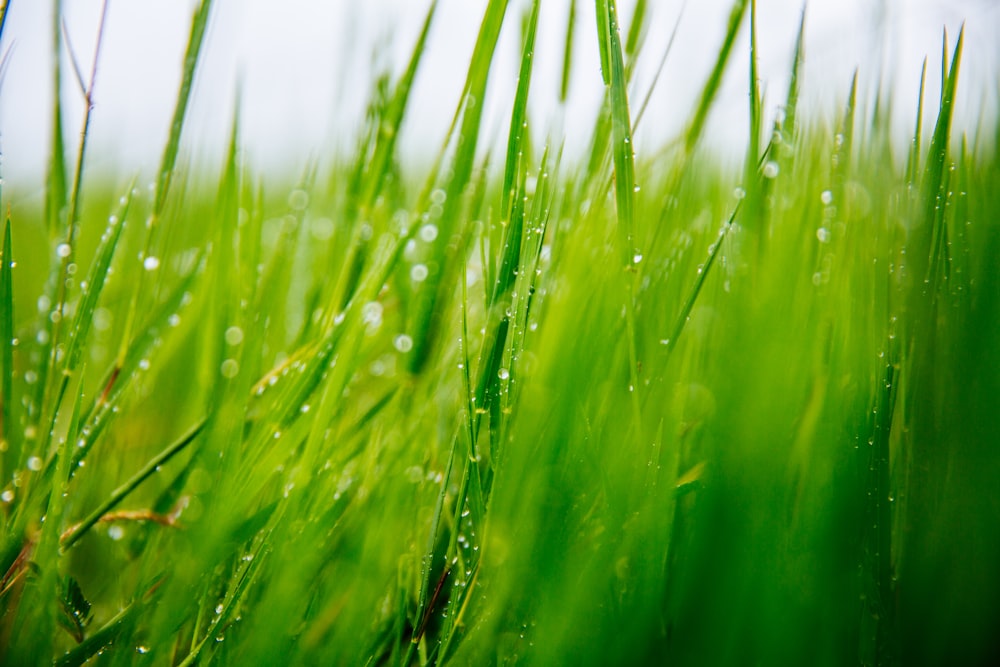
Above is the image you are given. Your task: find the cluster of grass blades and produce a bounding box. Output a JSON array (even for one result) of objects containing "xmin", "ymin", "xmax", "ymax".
[{"xmin": 1, "ymin": 0, "xmax": 999, "ymax": 664}]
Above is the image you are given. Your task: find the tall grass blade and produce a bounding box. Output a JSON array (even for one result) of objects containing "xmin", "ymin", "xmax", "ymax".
[
  {"xmin": 685, "ymin": 0, "xmax": 748, "ymax": 153},
  {"xmin": 0, "ymin": 216, "xmax": 13, "ymax": 462},
  {"xmin": 559, "ymin": 0, "xmax": 576, "ymax": 103},
  {"xmin": 500, "ymin": 0, "xmax": 540, "ymax": 222}
]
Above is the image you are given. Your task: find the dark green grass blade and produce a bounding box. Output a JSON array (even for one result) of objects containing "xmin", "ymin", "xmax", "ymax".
[
  {"xmin": 685, "ymin": 0, "xmax": 748, "ymax": 153},
  {"xmin": 500, "ymin": 0, "xmax": 540, "ymax": 222},
  {"xmin": 61, "ymin": 417, "xmax": 207, "ymax": 551},
  {"xmin": 781, "ymin": 7, "xmax": 806, "ymax": 141},
  {"xmin": 45, "ymin": 0, "xmax": 68, "ymax": 237}
]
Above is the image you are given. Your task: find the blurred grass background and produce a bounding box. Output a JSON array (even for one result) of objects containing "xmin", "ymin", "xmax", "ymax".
[{"xmin": 1, "ymin": 0, "xmax": 999, "ymax": 664}]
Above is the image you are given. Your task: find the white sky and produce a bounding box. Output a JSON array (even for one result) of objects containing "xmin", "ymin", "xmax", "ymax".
[{"xmin": 0, "ymin": 0, "xmax": 996, "ymax": 185}]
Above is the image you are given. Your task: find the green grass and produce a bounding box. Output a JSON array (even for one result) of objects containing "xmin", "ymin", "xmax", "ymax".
[{"xmin": 2, "ymin": 1, "xmax": 999, "ymax": 664}]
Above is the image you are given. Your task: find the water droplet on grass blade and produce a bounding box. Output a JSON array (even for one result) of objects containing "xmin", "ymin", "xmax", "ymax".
[
  {"xmin": 419, "ymin": 224, "xmax": 439, "ymax": 242},
  {"xmin": 410, "ymin": 264, "xmax": 429, "ymax": 282},
  {"xmin": 763, "ymin": 161, "xmax": 779, "ymax": 179},
  {"xmin": 393, "ymin": 334, "xmax": 413, "ymax": 353},
  {"xmin": 225, "ymin": 326, "xmax": 244, "ymax": 346},
  {"xmin": 143, "ymin": 256, "xmax": 161, "ymax": 271},
  {"xmin": 220, "ymin": 359, "xmax": 240, "ymax": 378}
]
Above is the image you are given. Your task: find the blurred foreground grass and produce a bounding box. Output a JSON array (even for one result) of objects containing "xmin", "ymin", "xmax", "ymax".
[{"xmin": 1, "ymin": 0, "xmax": 999, "ymax": 664}]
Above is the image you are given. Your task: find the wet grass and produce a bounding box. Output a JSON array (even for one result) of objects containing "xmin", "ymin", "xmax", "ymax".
[{"xmin": 1, "ymin": 0, "xmax": 999, "ymax": 664}]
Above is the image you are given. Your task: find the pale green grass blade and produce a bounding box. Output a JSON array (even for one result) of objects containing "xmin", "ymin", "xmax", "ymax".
[
  {"xmin": 559, "ymin": 0, "xmax": 576, "ymax": 103},
  {"xmin": 625, "ymin": 0, "xmax": 648, "ymax": 64},
  {"xmin": 633, "ymin": 4, "xmax": 684, "ymax": 131},
  {"xmin": 153, "ymin": 0, "xmax": 214, "ymax": 216}
]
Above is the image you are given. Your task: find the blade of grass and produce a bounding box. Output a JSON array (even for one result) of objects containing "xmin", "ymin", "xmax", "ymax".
[
  {"xmin": 119, "ymin": 0, "xmax": 214, "ymax": 371},
  {"xmin": 61, "ymin": 417, "xmax": 207, "ymax": 552},
  {"xmin": 1, "ymin": 215, "xmax": 13, "ymax": 466},
  {"xmin": 906, "ymin": 59, "xmax": 928, "ymax": 186},
  {"xmin": 407, "ymin": 0, "xmax": 510, "ymax": 374},
  {"xmin": 559, "ymin": 0, "xmax": 576, "ymax": 104},
  {"xmin": 684, "ymin": 0, "xmax": 748, "ymax": 154},
  {"xmin": 500, "ymin": 0, "xmax": 540, "ymax": 222}
]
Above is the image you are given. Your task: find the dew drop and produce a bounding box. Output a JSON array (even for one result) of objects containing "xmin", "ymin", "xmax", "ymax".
[
  {"xmin": 224, "ymin": 326, "xmax": 244, "ymax": 346},
  {"xmin": 220, "ymin": 359, "xmax": 240, "ymax": 378},
  {"xmin": 410, "ymin": 264, "xmax": 429, "ymax": 282},
  {"xmin": 419, "ymin": 224, "xmax": 439, "ymax": 243},
  {"xmin": 393, "ymin": 334, "xmax": 414, "ymax": 353},
  {"xmin": 143, "ymin": 256, "xmax": 161, "ymax": 271}
]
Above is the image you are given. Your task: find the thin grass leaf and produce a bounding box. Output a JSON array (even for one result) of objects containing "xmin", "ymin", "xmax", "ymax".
[
  {"xmin": 0, "ymin": 216, "xmax": 13, "ymax": 460},
  {"xmin": 906, "ymin": 59, "xmax": 928, "ymax": 185},
  {"xmin": 120, "ymin": 0, "xmax": 214, "ymax": 371},
  {"xmin": 684, "ymin": 0, "xmax": 748, "ymax": 154},
  {"xmin": 559, "ymin": 0, "xmax": 576, "ymax": 103},
  {"xmin": 359, "ymin": 0, "xmax": 438, "ymax": 213},
  {"xmin": 407, "ymin": 0, "xmax": 510, "ymax": 374},
  {"xmin": 624, "ymin": 0, "xmax": 647, "ymax": 64},
  {"xmin": 500, "ymin": 0, "xmax": 540, "ymax": 222},
  {"xmin": 660, "ymin": 204, "xmax": 739, "ymax": 353},
  {"xmin": 61, "ymin": 417, "xmax": 207, "ymax": 552},
  {"xmin": 781, "ymin": 7, "xmax": 806, "ymax": 142}
]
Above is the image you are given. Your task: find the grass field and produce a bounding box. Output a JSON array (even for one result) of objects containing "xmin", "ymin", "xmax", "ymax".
[{"xmin": 1, "ymin": 0, "xmax": 999, "ymax": 664}]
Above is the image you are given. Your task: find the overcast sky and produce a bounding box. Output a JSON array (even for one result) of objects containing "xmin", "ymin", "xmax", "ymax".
[{"xmin": 0, "ymin": 0, "xmax": 996, "ymax": 185}]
